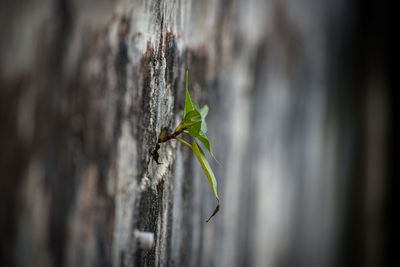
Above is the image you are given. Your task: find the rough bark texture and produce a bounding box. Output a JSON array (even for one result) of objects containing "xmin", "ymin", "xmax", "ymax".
[{"xmin": 0, "ymin": 0, "xmax": 395, "ymax": 267}]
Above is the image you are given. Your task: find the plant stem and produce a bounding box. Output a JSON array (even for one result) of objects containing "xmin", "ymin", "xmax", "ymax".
[
  {"xmin": 158, "ymin": 124, "xmax": 186, "ymax": 144},
  {"xmin": 175, "ymin": 137, "xmax": 192, "ymax": 148}
]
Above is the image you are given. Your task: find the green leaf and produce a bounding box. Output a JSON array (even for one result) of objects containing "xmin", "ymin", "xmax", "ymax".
[
  {"xmin": 199, "ymin": 105, "xmax": 208, "ymax": 133},
  {"xmin": 183, "ymin": 71, "xmax": 194, "ymax": 117},
  {"xmin": 196, "ymin": 131, "xmax": 211, "ymax": 154},
  {"xmin": 181, "ymin": 71, "xmax": 221, "ymax": 167},
  {"xmin": 200, "ymin": 118, "xmax": 208, "ymax": 133},
  {"xmin": 184, "ymin": 110, "xmax": 202, "ymax": 125},
  {"xmin": 187, "ymin": 121, "xmax": 201, "ymax": 137},
  {"xmin": 191, "ymin": 141, "xmax": 219, "ymax": 200},
  {"xmin": 186, "ymin": 104, "xmax": 208, "ymax": 133},
  {"xmin": 184, "ymin": 109, "xmax": 202, "ymax": 137},
  {"xmin": 199, "ymin": 105, "xmax": 209, "ymax": 118},
  {"xmin": 196, "ymin": 131, "xmax": 222, "ymax": 167}
]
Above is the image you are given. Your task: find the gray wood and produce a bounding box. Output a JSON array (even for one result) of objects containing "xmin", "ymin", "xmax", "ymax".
[{"xmin": 0, "ymin": 0, "xmax": 393, "ymax": 267}]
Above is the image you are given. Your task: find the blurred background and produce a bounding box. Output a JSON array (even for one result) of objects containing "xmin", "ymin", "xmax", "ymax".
[{"xmin": 0, "ymin": 0, "xmax": 396, "ymax": 267}]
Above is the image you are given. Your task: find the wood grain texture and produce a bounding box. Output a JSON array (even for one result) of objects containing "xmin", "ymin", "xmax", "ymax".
[{"xmin": 0, "ymin": 0, "xmax": 394, "ymax": 267}]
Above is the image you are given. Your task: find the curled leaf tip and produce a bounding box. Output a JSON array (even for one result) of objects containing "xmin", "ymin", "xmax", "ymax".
[{"xmin": 205, "ymin": 200, "xmax": 220, "ymax": 223}]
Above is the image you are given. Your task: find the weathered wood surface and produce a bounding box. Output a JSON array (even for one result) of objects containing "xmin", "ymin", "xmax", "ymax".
[{"xmin": 0, "ymin": 0, "xmax": 394, "ymax": 267}]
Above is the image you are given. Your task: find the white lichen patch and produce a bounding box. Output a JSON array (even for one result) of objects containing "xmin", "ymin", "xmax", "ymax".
[{"xmin": 147, "ymin": 143, "xmax": 176, "ymax": 191}]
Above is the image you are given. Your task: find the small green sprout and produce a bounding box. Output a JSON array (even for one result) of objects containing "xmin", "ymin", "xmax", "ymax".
[{"xmin": 155, "ymin": 71, "xmax": 221, "ymax": 222}]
